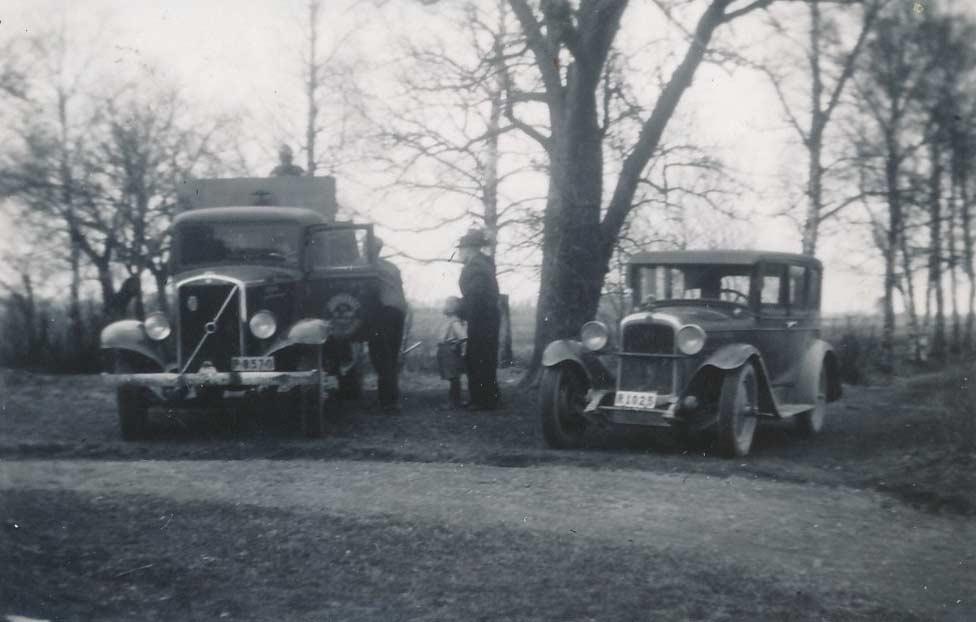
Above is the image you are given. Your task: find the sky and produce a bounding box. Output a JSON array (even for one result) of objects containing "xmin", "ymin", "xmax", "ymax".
[{"xmin": 0, "ymin": 0, "xmax": 888, "ymax": 313}]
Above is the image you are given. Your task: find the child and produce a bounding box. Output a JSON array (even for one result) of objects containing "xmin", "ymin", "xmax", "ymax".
[{"xmin": 436, "ymin": 296, "xmax": 467, "ymax": 408}]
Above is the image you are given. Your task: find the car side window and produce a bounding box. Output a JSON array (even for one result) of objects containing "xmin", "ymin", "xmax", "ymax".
[
  {"xmin": 760, "ymin": 263, "xmax": 788, "ymax": 314},
  {"xmin": 788, "ymin": 265, "xmax": 808, "ymax": 310}
]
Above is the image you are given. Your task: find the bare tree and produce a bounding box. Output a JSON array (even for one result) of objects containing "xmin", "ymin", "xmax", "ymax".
[
  {"xmin": 760, "ymin": 0, "xmax": 883, "ymax": 255},
  {"xmin": 499, "ymin": 0, "xmax": 778, "ymax": 373}
]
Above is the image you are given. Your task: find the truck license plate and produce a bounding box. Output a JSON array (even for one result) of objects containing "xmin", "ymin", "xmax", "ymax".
[
  {"xmin": 614, "ymin": 391, "xmax": 658, "ymax": 410},
  {"xmin": 231, "ymin": 356, "xmax": 275, "ymax": 371}
]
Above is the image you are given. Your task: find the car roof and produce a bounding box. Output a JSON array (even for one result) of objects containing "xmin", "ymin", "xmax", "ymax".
[
  {"xmin": 173, "ymin": 206, "xmax": 328, "ymax": 227},
  {"xmin": 628, "ymin": 250, "xmax": 822, "ymax": 269}
]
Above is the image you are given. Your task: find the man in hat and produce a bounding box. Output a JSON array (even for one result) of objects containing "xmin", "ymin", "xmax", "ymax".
[
  {"xmin": 269, "ymin": 144, "xmax": 305, "ymax": 177},
  {"xmin": 456, "ymin": 229, "xmax": 500, "ymax": 410},
  {"xmin": 367, "ymin": 237, "xmax": 407, "ymax": 412}
]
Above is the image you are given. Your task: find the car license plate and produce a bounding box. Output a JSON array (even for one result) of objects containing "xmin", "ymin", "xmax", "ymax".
[
  {"xmin": 231, "ymin": 356, "xmax": 275, "ymax": 372},
  {"xmin": 614, "ymin": 391, "xmax": 658, "ymax": 410},
  {"xmin": 322, "ymin": 375, "xmax": 339, "ymax": 391}
]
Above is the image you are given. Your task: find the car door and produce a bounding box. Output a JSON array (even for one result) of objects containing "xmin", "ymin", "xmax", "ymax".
[
  {"xmin": 755, "ymin": 262, "xmax": 792, "ymax": 389},
  {"xmin": 784, "ymin": 263, "xmax": 817, "ymax": 386}
]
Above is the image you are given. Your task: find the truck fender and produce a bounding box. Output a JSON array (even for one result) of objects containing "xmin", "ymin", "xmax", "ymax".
[
  {"xmin": 99, "ymin": 319, "xmax": 167, "ymax": 370},
  {"xmin": 687, "ymin": 344, "xmax": 778, "ymax": 416},
  {"xmin": 264, "ymin": 319, "xmax": 331, "ymax": 356},
  {"xmin": 541, "ymin": 339, "xmax": 613, "ymax": 388},
  {"xmin": 794, "ymin": 339, "xmax": 842, "ymax": 403}
]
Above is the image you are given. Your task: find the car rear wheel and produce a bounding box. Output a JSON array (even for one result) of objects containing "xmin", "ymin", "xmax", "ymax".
[
  {"xmin": 796, "ymin": 365, "xmax": 827, "ymax": 437},
  {"xmin": 540, "ymin": 365, "xmax": 588, "ymax": 449},
  {"xmin": 717, "ymin": 364, "xmax": 758, "ymax": 458},
  {"xmin": 117, "ymin": 386, "xmax": 150, "ymax": 441}
]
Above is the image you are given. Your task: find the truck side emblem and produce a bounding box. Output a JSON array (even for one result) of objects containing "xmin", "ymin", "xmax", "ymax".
[{"xmin": 326, "ymin": 293, "xmax": 361, "ymax": 337}]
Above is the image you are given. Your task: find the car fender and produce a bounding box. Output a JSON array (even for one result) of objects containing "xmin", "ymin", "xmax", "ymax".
[
  {"xmin": 541, "ymin": 339, "xmax": 613, "ymax": 388},
  {"xmin": 688, "ymin": 343, "xmax": 778, "ymax": 416},
  {"xmin": 99, "ymin": 319, "xmax": 167, "ymax": 370},
  {"xmin": 263, "ymin": 319, "xmax": 331, "ymax": 356},
  {"xmin": 794, "ymin": 339, "xmax": 842, "ymax": 403}
]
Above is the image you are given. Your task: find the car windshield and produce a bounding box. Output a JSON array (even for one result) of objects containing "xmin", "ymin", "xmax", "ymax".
[
  {"xmin": 635, "ymin": 264, "xmax": 753, "ymax": 306},
  {"xmin": 176, "ymin": 222, "xmax": 301, "ymax": 269}
]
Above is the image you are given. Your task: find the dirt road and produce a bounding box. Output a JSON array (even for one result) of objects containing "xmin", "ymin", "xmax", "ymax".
[{"xmin": 1, "ymin": 369, "xmax": 974, "ymax": 620}]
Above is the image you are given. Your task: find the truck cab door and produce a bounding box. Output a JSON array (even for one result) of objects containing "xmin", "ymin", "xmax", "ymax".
[{"xmin": 303, "ymin": 224, "xmax": 379, "ymax": 342}]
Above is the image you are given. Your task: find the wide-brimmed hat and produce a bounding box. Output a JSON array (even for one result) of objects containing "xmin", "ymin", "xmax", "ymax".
[{"xmin": 457, "ymin": 229, "xmax": 490, "ymax": 248}]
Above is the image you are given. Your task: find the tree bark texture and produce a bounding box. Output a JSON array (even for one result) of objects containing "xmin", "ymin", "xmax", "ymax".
[{"xmin": 927, "ymin": 141, "xmax": 946, "ymax": 360}]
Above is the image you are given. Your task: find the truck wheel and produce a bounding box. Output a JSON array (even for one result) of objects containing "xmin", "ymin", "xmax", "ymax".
[
  {"xmin": 540, "ymin": 365, "xmax": 588, "ymax": 449},
  {"xmin": 717, "ymin": 364, "xmax": 758, "ymax": 458},
  {"xmin": 117, "ymin": 386, "xmax": 150, "ymax": 441},
  {"xmin": 796, "ymin": 365, "xmax": 827, "ymax": 437},
  {"xmin": 300, "ymin": 380, "xmax": 326, "ymax": 438}
]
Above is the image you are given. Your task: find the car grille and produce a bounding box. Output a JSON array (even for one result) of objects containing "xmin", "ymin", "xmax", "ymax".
[
  {"xmin": 621, "ymin": 323, "xmax": 674, "ymax": 354},
  {"xmin": 178, "ymin": 282, "xmax": 243, "ymax": 372},
  {"xmin": 618, "ymin": 356, "xmax": 675, "ymax": 394}
]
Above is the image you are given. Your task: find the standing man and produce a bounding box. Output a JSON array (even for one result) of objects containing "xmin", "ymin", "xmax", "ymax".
[
  {"xmin": 367, "ymin": 238, "xmax": 407, "ymax": 413},
  {"xmin": 269, "ymin": 144, "xmax": 305, "ymax": 177},
  {"xmin": 456, "ymin": 229, "xmax": 500, "ymax": 410}
]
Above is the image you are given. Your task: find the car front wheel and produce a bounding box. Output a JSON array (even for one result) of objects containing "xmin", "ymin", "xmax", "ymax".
[
  {"xmin": 539, "ymin": 364, "xmax": 588, "ymax": 449},
  {"xmin": 717, "ymin": 363, "xmax": 758, "ymax": 458}
]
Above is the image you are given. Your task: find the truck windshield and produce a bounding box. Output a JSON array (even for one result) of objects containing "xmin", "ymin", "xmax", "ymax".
[
  {"xmin": 635, "ymin": 264, "xmax": 753, "ymax": 306},
  {"xmin": 176, "ymin": 223, "xmax": 301, "ymax": 269}
]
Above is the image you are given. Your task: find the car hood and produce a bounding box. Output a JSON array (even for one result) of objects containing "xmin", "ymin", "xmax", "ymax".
[
  {"xmin": 174, "ymin": 265, "xmax": 302, "ymax": 287},
  {"xmin": 623, "ymin": 304, "xmax": 750, "ymax": 327}
]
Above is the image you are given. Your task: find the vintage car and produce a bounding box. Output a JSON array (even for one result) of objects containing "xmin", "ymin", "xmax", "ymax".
[
  {"xmin": 100, "ymin": 176, "xmax": 405, "ymax": 439},
  {"xmin": 539, "ymin": 250, "xmax": 842, "ymax": 458}
]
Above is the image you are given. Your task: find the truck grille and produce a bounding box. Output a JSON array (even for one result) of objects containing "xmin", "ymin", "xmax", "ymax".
[
  {"xmin": 622, "ymin": 323, "xmax": 674, "ymax": 354},
  {"xmin": 178, "ymin": 282, "xmax": 243, "ymax": 372},
  {"xmin": 618, "ymin": 357, "xmax": 675, "ymax": 394}
]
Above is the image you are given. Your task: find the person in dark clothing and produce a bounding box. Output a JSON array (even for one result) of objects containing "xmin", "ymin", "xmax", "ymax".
[
  {"xmin": 269, "ymin": 144, "xmax": 305, "ymax": 177},
  {"xmin": 367, "ymin": 238, "xmax": 407, "ymax": 413},
  {"xmin": 456, "ymin": 229, "xmax": 500, "ymax": 410}
]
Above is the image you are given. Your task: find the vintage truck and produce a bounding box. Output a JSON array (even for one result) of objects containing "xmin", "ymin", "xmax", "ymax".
[
  {"xmin": 100, "ymin": 176, "xmax": 405, "ymax": 439},
  {"xmin": 539, "ymin": 250, "xmax": 843, "ymax": 458}
]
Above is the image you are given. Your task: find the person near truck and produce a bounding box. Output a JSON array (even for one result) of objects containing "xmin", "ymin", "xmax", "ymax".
[
  {"xmin": 456, "ymin": 229, "xmax": 500, "ymax": 411},
  {"xmin": 269, "ymin": 144, "xmax": 305, "ymax": 177},
  {"xmin": 367, "ymin": 237, "xmax": 407, "ymax": 413}
]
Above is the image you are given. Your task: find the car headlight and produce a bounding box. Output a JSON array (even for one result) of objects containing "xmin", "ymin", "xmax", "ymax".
[
  {"xmin": 144, "ymin": 312, "xmax": 171, "ymax": 341},
  {"xmin": 580, "ymin": 321, "xmax": 609, "ymax": 352},
  {"xmin": 249, "ymin": 310, "xmax": 277, "ymax": 339},
  {"xmin": 676, "ymin": 324, "xmax": 706, "ymax": 355}
]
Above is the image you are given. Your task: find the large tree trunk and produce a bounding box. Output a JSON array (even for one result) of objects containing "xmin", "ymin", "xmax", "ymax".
[{"xmin": 531, "ymin": 70, "xmax": 608, "ymax": 365}]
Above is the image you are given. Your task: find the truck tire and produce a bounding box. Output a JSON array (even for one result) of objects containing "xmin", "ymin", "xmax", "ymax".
[
  {"xmin": 796, "ymin": 364, "xmax": 828, "ymax": 437},
  {"xmin": 117, "ymin": 386, "xmax": 150, "ymax": 441}
]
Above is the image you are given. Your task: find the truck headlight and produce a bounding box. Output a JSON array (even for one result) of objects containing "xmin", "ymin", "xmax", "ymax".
[
  {"xmin": 249, "ymin": 310, "xmax": 277, "ymax": 339},
  {"xmin": 676, "ymin": 324, "xmax": 706, "ymax": 355},
  {"xmin": 144, "ymin": 312, "xmax": 171, "ymax": 341},
  {"xmin": 580, "ymin": 321, "xmax": 609, "ymax": 352}
]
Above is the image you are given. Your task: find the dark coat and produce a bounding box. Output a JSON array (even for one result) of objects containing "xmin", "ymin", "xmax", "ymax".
[{"xmin": 458, "ymin": 253, "xmax": 499, "ymax": 322}]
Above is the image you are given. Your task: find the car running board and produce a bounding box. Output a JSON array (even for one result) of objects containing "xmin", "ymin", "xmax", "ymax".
[{"xmin": 775, "ymin": 402, "xmax": 815, "ymax": 419}]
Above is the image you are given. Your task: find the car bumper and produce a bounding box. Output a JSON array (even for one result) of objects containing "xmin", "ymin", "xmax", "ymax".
[{"xmin": 107, "ymin": 370, "xmax": 322, "ymax": 391}]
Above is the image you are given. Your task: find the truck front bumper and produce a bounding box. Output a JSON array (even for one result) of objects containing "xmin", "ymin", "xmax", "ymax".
[{"xmin": 108, "ymin": 370, "xmax": 322, "ymax": 392}]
